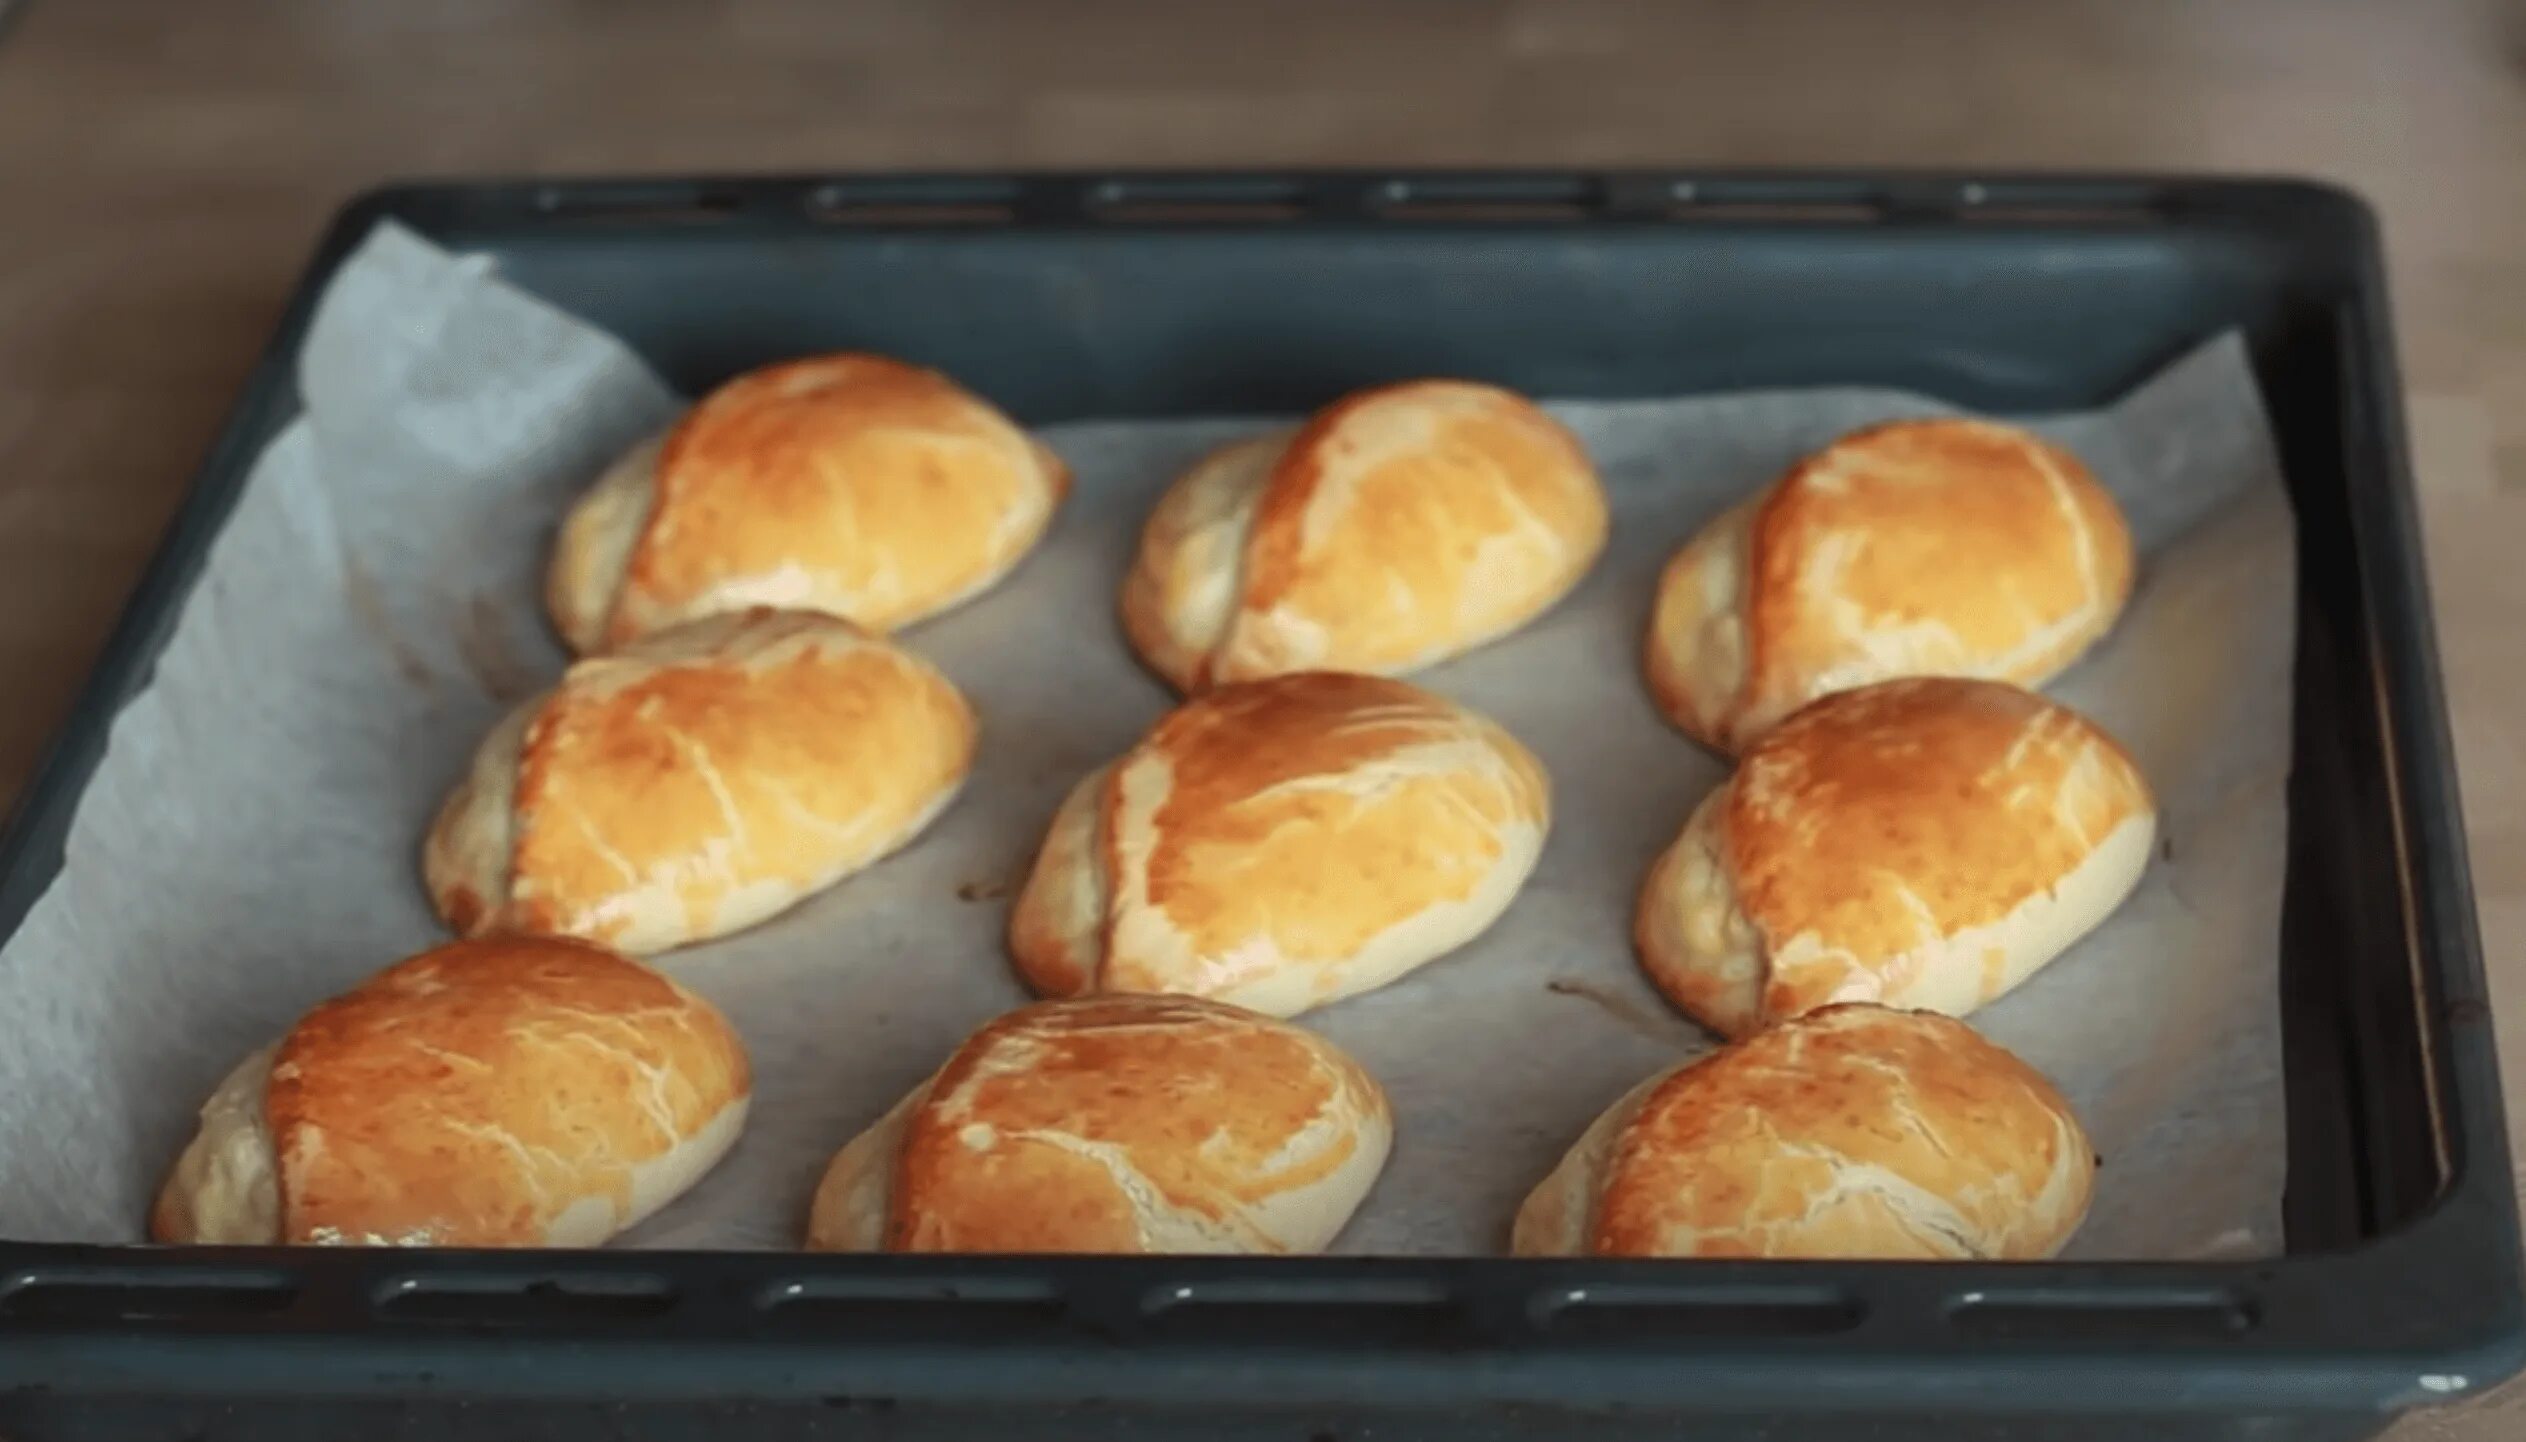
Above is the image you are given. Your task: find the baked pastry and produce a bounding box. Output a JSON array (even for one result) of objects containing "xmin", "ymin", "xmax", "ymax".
[
  {"xmin": 805, "ymin": 994, "xmax": 1390, "ymax": 1253},
  {"xmin": 1008, "ymin": 670, "xmax": 1548, "ymax": 1017},
  {"xmin": 1513, "ymin": 1004, "xmax": 2094, "ymax": 1260},
  {"xmin": 548, "ymin": 352, "xmax": 1068, "ymax": 652},
  {"xmin": 427, "ymin": 607, "xmax": 974, "ymax": 955},
  {"xmin": 1636, "ymin": 676, "xmax": 2153, "ymax": 1037},
  {"xmin": 1645, "ymin": 417, "xmax": 2134, "ymax": 752},
  {"xmin": 152, "ymin": 936, "xmax": 749, "ymax": 1247},
  {"xmin": 1121, "ymin": 379, "xmax": 1607, "ymax": 690}
]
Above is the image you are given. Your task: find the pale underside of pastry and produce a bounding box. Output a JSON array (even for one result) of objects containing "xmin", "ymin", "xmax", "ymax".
[
  {"xmin": 805, "ymin": 993, "xmax": 1391, "ymax": 1254},
  {"xmin": 549, "ymin": 352, "xmax": 1069, "ymax": 652},
  {"xmin": 152, "ymin": 936, "xmax": 750, "ymax": 1248},
  {"xmin": 1121, "ymin": 378, "xmax": 1608, "ymax": 691},
  {"xmin": 1008, "ymin": 670, "xmax": 1550, "ymax": 1018},
  {"xmin": 425, "ymin": 607, "xmax": 975, "ymax": 955},
  {"xmin": 1513, "ymin": 1003, "xmax": 2095, "ymax": 1260},
  {"xmin": 1636, "ymin": 676, "xmax": 2155, "ymax": 1037},
  {"xmin": 1646, "ymin": 417, "xmax": 2135, "ymax": 753}
]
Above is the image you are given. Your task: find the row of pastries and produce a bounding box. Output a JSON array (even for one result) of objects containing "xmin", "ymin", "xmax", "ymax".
[{"xmin": 154, "ymin": 352, "xmax": 2149, "ymax": 1260}]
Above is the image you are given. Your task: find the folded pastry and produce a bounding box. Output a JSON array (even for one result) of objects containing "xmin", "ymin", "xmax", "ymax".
[
  {"xmin": 1010, "ymin": 670, "xmax": 1548, "ymax": 1017},
  {"xmin": 1646, "ymin": 417, "xmax": 2134, "ymax": 752},
  {"xmin": 806, "ymin": 994, "xmax": 1390, "ymax": 1254},
  {"xmin": 152, "ymin": 936, "xmax": 749, "ymax": 1247},
  {"xmin": 1636, "ymin": 676, "xmax": 2153, "ymax": 1037},
  {"xmin": 1121, "ymin": 379, "xmax": 1607, "ymax": 690},
  {"xmin": 549, "ymin": 352, "xmax": 1069, "ymax": 652},
  {"xmin": 1513, "ymin": 1004, "xmax": 2095, "ymax": 1260},
  {"xmin": 427, "ymin": 608, "xmax": 974, "ymax": 954}
]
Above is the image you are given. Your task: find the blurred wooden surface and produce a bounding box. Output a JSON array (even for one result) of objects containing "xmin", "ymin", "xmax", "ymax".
[{"xmin": 0, "ymin": 0, "xmax": 2521, "ymax": 1431}]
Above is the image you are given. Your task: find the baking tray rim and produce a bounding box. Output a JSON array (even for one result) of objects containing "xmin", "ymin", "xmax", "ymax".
[{"xmin": 0, "ymin": 169, "xmax": 2513, "ymax": 1416}]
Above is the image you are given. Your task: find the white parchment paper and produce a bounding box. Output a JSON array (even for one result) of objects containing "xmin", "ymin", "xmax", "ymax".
[{"xmin": 0, "ymin": 224, "xmax": 2295, "ymax": 1258}]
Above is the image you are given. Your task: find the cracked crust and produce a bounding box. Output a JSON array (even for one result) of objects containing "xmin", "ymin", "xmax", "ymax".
[
  {"xmin": 1120, "ymin": 380, "xmax": 1607, "ymax": 691},
  {"xmin": 1636, "ymin": 677, "xmax": 2154, "ymax": 1036},
  {"xmin": 1647, "ymin": 418, "xmax": 2134, "ymax": 752},
  {"xmin": 1007, "ymin": 671, "xmax": 1549, "ymax": 1018},
  {"xmin": 151, "ymin": 936, "xmax": 750, "ymax": 1247},
  {"xmin": 804, "ymin": 994, "xmax": 1390, "ymax": 1254},
  {"xmin": 549, "ymin": 352, "xmax": 1070, "ymax": 652},
  {"xmin": 1512, "ymin": 1004, "xmax": 2094, "ymax": 1259},
  {"xmin": 424, "ymin": 608, "xmax": 975, "ymax": 955}
]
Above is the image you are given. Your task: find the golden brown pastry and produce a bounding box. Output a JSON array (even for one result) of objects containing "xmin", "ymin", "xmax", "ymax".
[
  {"xmin": 805, "ymin": 994, "xmax": 1390, "ymax": 1254},
  {"xmin": 1008, "ymin": 671, "xmax": 1548, "ymax": 1018},
  {"xmin": 1636, "ymin": 677, "xmax": 2153, "ymax": 1038},
  {"xmin": 152, "ymin": 936, "xmax": 750, "ymax": 1247},
  {"xmin": 548, "ymin": 352, "xmax": 1069, "ymax": 652},
  {"xmin": 1645, "ymin": 417, "xmax": 2134, "ymax": 752},
  {"xmin": 1513, "ymin": 1004, "xmax": 2094, "ymax": 1260},
  {"xmin": 426, "ymin": 607, "xmax": 974, "ymax": 955},
  {"xmin": 1121, "ymin": 379, "xmax": 1607, "ymax": 690}
]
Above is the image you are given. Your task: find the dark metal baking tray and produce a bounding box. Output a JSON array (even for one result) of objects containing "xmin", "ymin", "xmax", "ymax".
[{"xmin": 0, "ymin": 170, "xmax": 2513, "ymax": 1441}]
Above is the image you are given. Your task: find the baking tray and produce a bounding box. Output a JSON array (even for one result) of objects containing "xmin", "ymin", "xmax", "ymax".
[{"xmin": 0, "ymin": 170, "xmax": 2513, "ymax": 1442}]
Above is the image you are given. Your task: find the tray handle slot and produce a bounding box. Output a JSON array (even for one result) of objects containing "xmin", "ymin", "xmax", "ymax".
[
  {"xmin": 1948, "ymin": 1285, "xmax": 2258, "ymax": 1340},
  {"xmin": 1664, "ymin": 178, "xmax": 1888, "ymax": 223},
  {"xmin": 1530, "ymin": 1281, "xmax": 1866, "ymax": 1340},
  {"xmin": 374, "ymin": 1269, "xmax": 678, "ymax": 1325},
  {"xmin": 1139, "ymin": 1276, "xmax": 1472, "ymax": 1346},
  {"xmin": 1083, "ymin": 176, "xmax": 1310, "ymax": 223},
  {"xmin": 805, "ymin": 178, "xmax": 1023, "ymax": 226},
  {"xmin": 757, "ymin": 1274, "xmax": 1068, "ymax": 1342},
  {"xmin": 0, "ymin": 1266, "xmax": 300, "ymax": 1323},
  {"xmin": 1955, "ymin": 180, "xmax": 2172, "ymax": 224},
  {"xmin": 1369, "ymin": 174, "xmax": 1603, "ymax": 220},
  {"xmin": 528, "ymin": 182, "xmax": 754, "ymax": 225}
]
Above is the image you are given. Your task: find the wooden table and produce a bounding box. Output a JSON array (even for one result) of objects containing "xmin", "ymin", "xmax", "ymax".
[{"xmin": 0, "ymin": 0, "xmax": 2518, "ymax": 1434}]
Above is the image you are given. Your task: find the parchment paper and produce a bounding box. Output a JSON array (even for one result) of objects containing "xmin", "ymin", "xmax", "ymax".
[{"xmin": 0, "ymin": 223, "xmax": 2295, "ymax": 1258}]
